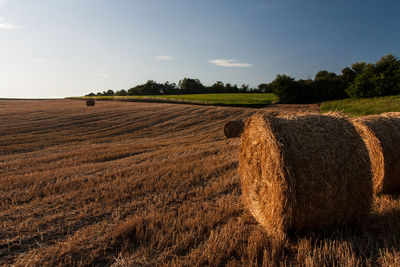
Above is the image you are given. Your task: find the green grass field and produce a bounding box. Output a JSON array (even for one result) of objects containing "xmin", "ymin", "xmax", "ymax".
[
  {"xmin": 69, "ymin": 93, "xmax": 279, "ymax": 107},
  {"xmin": 320, "ymin": 95, "xmax": 400, "ymax": 116},
  {"xmin": 70, "ymin": 93, "xmax": 400, "ymax": 116}
]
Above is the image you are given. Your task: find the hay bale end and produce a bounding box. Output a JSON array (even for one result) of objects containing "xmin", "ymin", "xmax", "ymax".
[
  {"xmin": 86, "ymin": 99, "xmax": 95, "ymax": 107},
  {"xmin": 223, "ymin": 120, "xmax": 244, "ymax": 138}
]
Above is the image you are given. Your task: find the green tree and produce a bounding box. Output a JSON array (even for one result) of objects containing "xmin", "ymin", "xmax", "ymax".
[
  {"xmin": 258, "ymin": 83, "xmax": 273, "ymax": 93},
  {"xmin": 178, "ymin": 78, "xmax": 205, "ymax": 93},
  {"xmin": 270, "ymin": 74, "xmax": 300, "ymax": 103},
  {"xmin": 340, "ymin": 67, "xmax": 357, "ymax": 86},
  {"xmin": 351, "ymin": 62, "xmax": 367, "ymax": 75},
  {"xmin": 313, "ymin": 70, "xmax": 347, "ymax": 100},
  {"xmin": 115, "ymin": 89, "xmax": 127, "ymax": 96},
  {"xmin": 346, "ymin": 64, "xmax": 376, "ymax": 97},
  {"xmin": 100, "ymin": 89, "xmax": 114, "ymax": 96},
  {"xmin": 239, "ymin": 84, "xmax": 249, "ymax": 92},
  {"xmin": 347, "ymin": 55, "xmax": 400, "ymax": 98},
  {"xmin": 373, "ymin": 54, "xmax": 400, "ymax": 96},
  {"xmin": 162, "ymin": 82, "xmax": 178, "ymax": 94},
  {"xmin": 211, "ymin": 81, "xmax": 226, "ymax": 93},
  {"xmin": 225, "ymin": 83, "xmax": 233, "ymax": 93}
]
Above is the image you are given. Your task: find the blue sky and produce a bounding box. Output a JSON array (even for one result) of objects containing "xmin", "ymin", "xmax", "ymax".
[{"xmin": 0, "ymin": 0, "xmax": 399, "ymax": 98}]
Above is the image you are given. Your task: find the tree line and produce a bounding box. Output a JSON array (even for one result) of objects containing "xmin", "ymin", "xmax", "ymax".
[
  {"xmin": 87, "ymin": 54, "xmax": 400, "ymax": 104},
  {"xmin": 87, "ymin": 79, "xmax": 255, "ymax": 97},
  {"xmin": 267, "ymin": 54, "xmax": 400, "ymax": 103}
]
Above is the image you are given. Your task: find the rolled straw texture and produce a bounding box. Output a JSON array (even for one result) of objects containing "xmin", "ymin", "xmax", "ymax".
[
  {"xmin": 239, "ymin": 113, "xmax": 373, "ymax": 239},
  {"xmin": 353, "ymin": 112, "xmax": 400, "ymax": 194}
]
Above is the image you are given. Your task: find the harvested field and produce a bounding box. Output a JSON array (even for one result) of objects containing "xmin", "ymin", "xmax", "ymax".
[{"xmin": 1, "ymin": 99, "xmax": 400, "ymax": 266}]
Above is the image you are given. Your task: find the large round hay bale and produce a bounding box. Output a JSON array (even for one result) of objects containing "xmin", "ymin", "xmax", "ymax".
[
  {"xmin": 353, "ymin": 112, "xmax": 400, "ymax": 194},
  {"xmin": 223, "ymin": 120, "xmax": 244, "ymax": 138},
  {"xmin": 86, "ymin": 99, "xmax": 95, "ymax": 106},
  {"xmin": 239, "ymin": 113, "xmax": 373, "ymax": 240}
]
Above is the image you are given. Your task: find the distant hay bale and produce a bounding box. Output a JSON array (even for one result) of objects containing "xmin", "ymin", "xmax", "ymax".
[
  {"xmin": 86, "ymin": 99, "xmax": 95, "ymax": 106},
  {"xmin": 223, "ymin": 120, "xmax": 244, "ymax": 138},
  {"xmin": 239, "ymin": 113, "xmax": 373, "ymax": 240},
  {"xmin": 353, "ymin": 112, "xmax": 400, "ymax": 194}
]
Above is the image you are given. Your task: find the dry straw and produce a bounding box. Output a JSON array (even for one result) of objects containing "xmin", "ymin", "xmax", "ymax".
[
  {"xmin": 223, "ymin": 120, "xmax": 245, "ymax": 138},
  {"xmin": 86, "ymin": 99, "xmax": 95, "ymax": 107},
  {"xmin": 352, "ymin": 112, "xmax": 400, "ymax": 194},
  {"xmin": 239, "ymin": 113, "xmax": 373, "ymax": 240}
]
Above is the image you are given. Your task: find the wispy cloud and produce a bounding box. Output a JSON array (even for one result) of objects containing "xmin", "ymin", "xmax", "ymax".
[
  {"xmin": 0, "ymin": 17, "xmax": 21, "ymax": 30},
  {"xmin": 209, "ymin": 59, "xmax": 253, "ymax": 68},
  {"xmin": 156, "ymin": 55, "xmax": 176, "ymax": 61},
  {"xmin": 97, "ymin": 73, "xmax": 110, "ymax": 78}
]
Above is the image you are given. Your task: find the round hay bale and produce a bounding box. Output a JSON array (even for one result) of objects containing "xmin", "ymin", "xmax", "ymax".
[
  {"xmin": 223, "ymin": 120, "xmax": 244, "ymax": 138},
  {"xmin": 239, "ymin": 113, "xmax": 373, "ymax": 240},
  {"xmin": 86, "ymin": 99, "xmax": 95, "ymax": 107},
  {"xmin": 353, "ymin": 112, "xmax": 400, "ymax": 194}
]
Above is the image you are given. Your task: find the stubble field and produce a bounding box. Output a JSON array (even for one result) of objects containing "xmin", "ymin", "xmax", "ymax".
[{"xmin": 1, "ymin": 99, "xmax": 399, "ymax": 266}]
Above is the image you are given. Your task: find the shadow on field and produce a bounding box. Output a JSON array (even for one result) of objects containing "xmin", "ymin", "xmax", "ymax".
[
  {"xmin": 292, "ymin": 195, "xmax": 400, "ymax": 265},
  {"xmin": 83, "ymin": 197, "xmax": 400, "ymax": 266}
]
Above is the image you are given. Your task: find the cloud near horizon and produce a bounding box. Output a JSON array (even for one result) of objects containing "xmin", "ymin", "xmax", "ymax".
[
  {"xmin": 209, "ymin": 59, "xmax": 253, "ymax": 67},
  {"xmin": 156, "ymin": 55, "xmax": 176, "ymax": 61},
  {"xmin": 0, "ymin": 17, "xmax": 20, "ymax": 30}
]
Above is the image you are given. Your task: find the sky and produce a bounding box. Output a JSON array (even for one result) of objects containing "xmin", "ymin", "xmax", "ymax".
[{"xmin": 0, "ymin": 0, "xmax": 399, "ymax": 98}]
